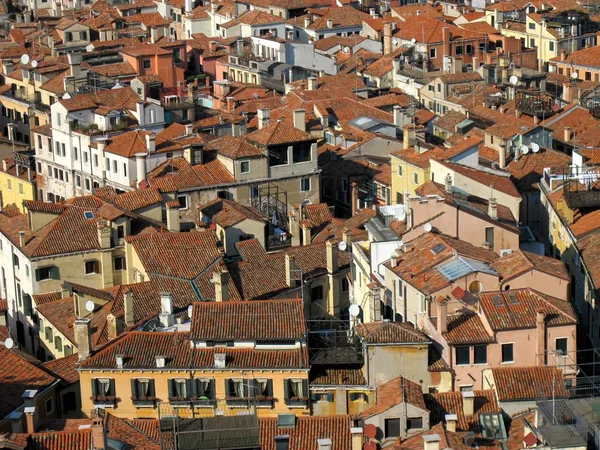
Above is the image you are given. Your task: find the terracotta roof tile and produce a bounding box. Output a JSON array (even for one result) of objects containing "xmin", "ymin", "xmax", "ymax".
[
  {"xmin": 94, "ymin": 186, "xmax": 163, "ymax": 211},
  {"xmin": 203, "ymin": 135, "xmax": 264, "ymax": 159},
  {"xmin": 428, "ymin": 346, "xmax": 451, "ymax": 372},
  {"xmin": 490, "ymin": 249, "xmax": 570, "ymax": 282},
  {"xmin": 147, "ymin": 157, "xmax": 234, "ymax": 191},
  {"xmin": 490, "ymin": 366, "xmax": 569, "ymax": 401},
  {"xmin": 220, "ymin": 10, "xmax": 284, "ymax": 28},
  {"xmin": 425, "ymin": 390, "xmax": 500, "ymax": 431},
  {"xmin": 431, "ymin": 312, "xmax": 495, "ymax": 345},
  {"xmin": 200, "ymin": 198, "xmax": 264, "ymax": 228},
  {"xmin": 190, "ymin": 299, "xmax": 306, "ymax": 341},
  {"xmin": 435, "ymin": 160, "xmax": 521, "ymax": 198},
  {"xmin": 246, "ymin": 121, "xmax": 314, "ymax": 146},
  {"xmin": 359, "ymin": 376, "xmax": 426, "ymax": 418},
  {"xmin": 59, "ymin": 87, "xmax": 140, "ymax": 112},
  {"xmin": 356, "ymin": 321, "xmax": 430, "ymax": 344},
  {"xmin": 303, "ymin": 203, "xmax": 332, "ymax": 228},
  {"xmin": 309, "ymin": 367, "xmax": 366, "ymax": 385},
  {"xmin": 259, "ymin": 416, "xmax": 352, "ymax": 450},
  {"xmin": 41, "ymin": 354, "xmax": 79, "ymax": 384}
]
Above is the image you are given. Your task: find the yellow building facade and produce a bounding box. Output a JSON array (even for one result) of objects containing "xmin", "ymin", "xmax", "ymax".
[{"xmin": 0, "ymin": 156, "xmax": 36, "ymax": 212}]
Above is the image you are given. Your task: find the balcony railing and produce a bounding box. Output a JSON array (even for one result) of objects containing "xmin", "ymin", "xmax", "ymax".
[{"xmin": 267, "ymin": 234, "xmax": 292, "ymax": 252}]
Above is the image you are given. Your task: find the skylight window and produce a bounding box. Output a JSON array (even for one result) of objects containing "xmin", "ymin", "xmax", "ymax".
[
  {"xmin": 491, "ymin": 295, "xmax": 503, "ymax": 306},
  {"xmin": 83, "ymin": 211, "xmax": 94, "ymax": 219},
  {"xmin": 508, "ymin": 293, "xmax": 519, "ymax": 304},
  {"xmin": 430, "ymin": 244, "xmax": 446, "ymax": 255}
]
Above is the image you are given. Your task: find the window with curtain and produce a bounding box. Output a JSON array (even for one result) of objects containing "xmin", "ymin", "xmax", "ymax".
[
  {"xmin": 175, "ymin": 379, "xmax": 187, "ymax": 398},
  {"xmin": 97, "ymin": 379, "xmax": 111, "ymax": 395},
  {"xmin": 196, "ymin": 379, "xmax": 212, "ymax": 399},
  {"xmin": 256, "ymin": 379, "xmax": 268, "ymax": 396},
  {"xmin": 233, "ymin": 379, "xmax": 245, "ymax": 397}
]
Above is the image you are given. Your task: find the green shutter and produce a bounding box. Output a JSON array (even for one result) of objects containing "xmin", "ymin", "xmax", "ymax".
[
  {"xmin": 284, "ymin": 379, "xmax": 290, "ymax": 400},
  {"xmin": 64, "ymin": 345, "xmax": 72, "ymax": 356},
  {"xmin": 35, "ymin": 269, "xmax": 41, "ymax": 281},
  {"xmin": 209, "ymin": 379, "xmax": 215, "ymax": 400},
  {"xmin": 168, "ymin": 379, "xmax": 174, "ymax": 398},
  {"xmin": 109, "ymin": 379, "xmax": 115, "ymax": 396},
  {"xmin": 91, "ymin": 379, "xmax": 97, "ymax": 398},
  {"xmin": 50, "ymin": 266, "xmax": 60, "ymax": 280},
  {"xmin": 131, "ymin": 379, "xmax": 137, "ymax": 399},
  {"xmin": 148, "ymin": 379, "xmax": 155, "ymax": 397},
  {"xmin": 302, "ymin": 380, "xmax": 308, "ymax": 398},
  {"xmin": 185, "ymin": 379, "xmax": 192, "ymax": 400},
  {"xmin": 266, "ymin": 380, "xmax": 273, "ymax": 397}
]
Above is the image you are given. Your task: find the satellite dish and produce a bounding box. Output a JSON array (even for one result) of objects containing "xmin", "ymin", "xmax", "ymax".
[
  {"xmin": 530, "ymin": 142, "xmax": 540, "ymax": 153},
  {"xmin": 424, "ymin": 223, "xmax": 432, "ymax": 232},
  {"xmin": 31, "ymin": 60, "xmax": 38, "ymax": 68},
  {"xmin": 349, "ymin": 304, "xmax": 360, "ymax": 317},
  {"xmin": 62, "ymin": 93, "xmax": 71, "ymax": 99},
  {"xmin": 571, "ymin": 71, "xmax": 579, "ymax": 79},
  {"xmin": 300, "ymin": 199, "xmax": 311, "ymax": 208},
  {"xmin": 187, "ymin": 304, "xmax": 193, "ymax": 318},
  {"xmin": 411, "ymin": 37, "xmax": 417, "ymax": 44},
  {"xmin": 4, "ymin": 338, "xmax": 14, "ymax": 349},
  {"xmin": 85, "ymin": 300, "xmax": 95, "ymax": 313},
  {"xmin": 521, "ymin": 144, "xmax": 529, "ymax": 155},
  {"xmin": 338, "ymin": 241, "xmax": 347, "ymax": 252},
  {"xmin": 392, "ymin": 38, "xmax": 399, "ymax": 46},
  {"xmin": 509, "ymin": 75, "xmax": 519, "ymax": 85},
  {"xmin": 20, "ymin": 54, "xmax": 30, "ymax": 65}
]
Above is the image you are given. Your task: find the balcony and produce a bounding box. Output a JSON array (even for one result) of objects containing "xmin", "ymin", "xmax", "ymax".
[
  {"xmin": 515, "ymin": 90, "xmax": 556, "ymax": 118},
  {"xmin": 267, "ymin": 234, "xmax": 292, "ymax": 252}
]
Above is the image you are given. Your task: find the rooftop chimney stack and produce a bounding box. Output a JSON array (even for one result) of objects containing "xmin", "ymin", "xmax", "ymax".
[
  {"xmin": 124, "ymin": 290, "xmax": 134, "ymax": 327},
  {"xmin": 383, "ymin": 22, "xmax": 393, "ymax": 55},
  {"xmin": 24, "ymin": 406, "xmax": 37, "ymax": 434},
  {"xmin": 462, "ymin": 391, "xmax": 475, "ymax": 418},
  {"xmin": 18, "ymin": 230, "xmax": 25, "ymax": 248},
  {"xmin": 307, "ymin": 77, "xmax": 317, "ymax": 91},
  {"xmin": 499, "ymin": 142, "xmax": 507, "ymax": 169},
  {"xmin": 326, "ymin": 18, "xmax": 333, "ymax": 28},
  {"xmin": 257, "ymin": 108, "xmax": 270, "ymax": 129},
  {"xmin": 159, "ymin": 292, "xmax": 174, "ymax": 328},
  {"xmin": 166, "ymin": 202, "xmax": 180, "ymax": 232},
  {"xmin": 135, "ymin": 153, "xmax": 147, "ymax": 186},
  {"xmin": 326, "ymin": 240, "xmax": 339, "ymax": 275},
  {"xmin": 213, "ymin": 270, "xmax": 230, "ymax": 302},
  {"xmin": 214, "ymin": 353, "xmax": 226, "ymax": 368},
  {"xmin": 444, "ymin": 173, "xmax": 452, "ymax": 194},
  {"xmin": 91, "ymin": 410, "xmax": 107, "ymax": 450},
  {"xmin": 293, "ymin": 109, "xmax": 306, "ymax": 132},
  {"xmin": 285, "ymin": 254, "xmax": 296, "ymax": 287},
  {"xmin": 350, "ymin": 428, "xmax": 363, "ymax": 450},
  {"xmin": 488, "ymin": 196, "xmax": 498, "ymax": 221},
  {"xmin": 317, "ymin": 439, "xmax": 332, "ymax": 450},
  {"xmin": 445, "ymin": 414, "xmax": 457, "ymax": 433},
  {"xmin": 75, "ymin": 318, "xmax": 92, "ymax": 361},
  {"xmin": 146, "ymin": 133, "xmax": 156, "ymax": 153},
  {"xmin": 304, "ymin": 16, "xmax": 310, "ymax": 28},
  {"xmin": 135, "ymin": 101, "xmax": 145, "ymax": 125},
  {"xmin": 564, "ymin": 126, "xmax": 572, "ymax": 142},
  {"xmin": 97, "ymin": 219, "xmax": 111, "ymax": 249},
  {"xmin": 423, "ymin": 434, "xmax": 441, "ymax": 450},
  {"xmin": 536, "ymin": 309, "xmax": 546, "ymax": 366},
  {"xmin": 437, "ymin": 299, "xmax": 447, "ymax": 334}
]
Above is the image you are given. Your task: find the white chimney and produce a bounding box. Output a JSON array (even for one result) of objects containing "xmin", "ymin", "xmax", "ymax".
[
  {"xmin": 185, "ymin": 0, "xmax": 192, "ymax": 13},
  {"xmin": 326, "ymin": 18, "xmax": 333, "ymax": 28},
  {"xmin": 159, "ymin": 292, "xmax": 174, "ymax": 328},
  {"xmin": 307, "ymin": 77, "xmax": 317, "ymax": 90},
  {"xmin": 214, "ymin": 353, "xmax": 226, "ymax": 368},
  {"xmin": 304, "ymin": 17, "xmax": 310, "ymax": 28},
  {"xmin": 445, "ymin": 414, "xmax": 457, "ymax": 433},
  {"xmin": 462, "ymin": 391, "xmax": 475, "ymax": 417},
  {"xmin": 156, "ymin": 356, "xmax": 166, "ymax": 368},
  {"xmin": 124, "ymin": 290, "xmax": 134, "ymax": 327},
  {"xmin": 75, "ymin": 318, "xmax": 92, "ymax": 361},
  {"xmin": 136, "ymin": 101, "xmax": 145, "ymax": 126},
  {"xmin": 257, "ymin": 108, "xmax": 270, "ymax": 129},
  {"xmin": 135, "ymin": 153, "xmax": 147, "ymax": 186},
  {"xmin": 423, "ymin": 434, "xmax": 441, "ymax": 450},
  {"xmin": 293, "ymin": 109, "xmax": 306, "ymax": 132},
  {"xmin": 145, "ymin": 133, "xmax": 156, "ymax": 152},
  {"xmin": 317, "ymin": 438, "xmax": 332, "ymax": 450},
  {"xmin": 115, "ymin": 354, "xmax": 124, "ymax": 369}
]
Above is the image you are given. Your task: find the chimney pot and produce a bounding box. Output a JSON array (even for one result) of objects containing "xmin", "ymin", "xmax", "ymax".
[
  {"xmin": 213, "ymin": 270, "xmax": 230, "ymax": 302},
  {"xmin": 145, "ymin": 133, "xmax": 156, "ymax": 152},
  {"xmin": 214, "ymin": 352, "xmax": 226, "ymax": 368},
  {"xmin": 423, "ymin": 434, "xmax": 441, "ymax": 450},
  {"xmin": 285, "ymin": 254, "xmax": 296, "ymax": 287},
  {"xmin": 445, "ymin": 414, "xmax": 457, "ymax": 433},
  {"xmin": 257, "ymin": 108, "xmax": 270, "ymax": 129},
  {"xmin": 124, "ymin": 290, "xmax": 134, "ymax": 327},
  {"xmin": 24, "ymin": 407, "xmax": 37, "ymax": 434},
  {"xmin": 18, "ymin": 230, "xmax": 26, "ymax": 248},
  {"xmin": 159, "ymin": 292, "xmax": 174, "ymax": 328},
  {"xmin": 75, "ymin": 318, "xmax": 92, "ymax": 360},
  {"xmin": 326, "ymin": 240, "xmax": 339, "ymax": 275},
  {"xmin": 307, "ymin": 77, "xmax": 317, "ymax": 91},
  {"xmin": 293, "ymin": 109, "xmax": 306, "ymax": 132},
  {"xmin": 462, "ymin": 391, "xmax": 475, "ymax": 417},
  {"xmin": 155, "ymin": 356, "xmax": 166, "ymax": 368}
]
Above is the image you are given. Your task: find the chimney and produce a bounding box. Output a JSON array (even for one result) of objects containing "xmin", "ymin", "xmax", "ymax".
[
  {"xmin": 55, "ymin": 1, "xmax": 62, "ymax": 17},
  {"xmin": 135, "ymin": 153, "xmax": 147, "ymax": 186},
  {"xmin": 159, "ymin": 292, "xmax": 174, "ymax": 328},
  {"xmin": 326, "ymin": 240, "xmax": 339, "ymax": 275},
  {"xmin": 462, "ymin": 391, "xmax": 475, "ymax": 418},
  {"xmin": 326, "ymin": 18, "xmax": 333, "ymax": 28},
  {"xmin": 2, "ymin": 60, "xmax": 14, "ymax": 75},
  {"xmin": 226, "ymin": 96, "xmax": 234, "ymax": 113},
  {"xmin": 442, "ymin": 27, "xmax": 451, "ymax": 58},
  {"xmin": 124, "ymin": 290, "xmax": 134, "ymax": 327},
  {"xmin": 472, "ymin": 56, "xmax": 479, "ymax": 69},
  {"xmin": 213, "ymin": 270, "xmax": 230, "ymax": 302},
  {"xmin": 231, "ymin": 122, "xmax": 241, "ymax": 137},
  {"xmin": 66, "ymin": 52, "xmax": 82, "ymax": 77},
  {"xmin": 351, "ymin": 182, "xmax": 359, "ymax": 215},
  {"xmin": 444, "ymin": 173, "xmax": 452, "ymax": 194},
  {"xmin": 302, "ymin": 225, "xmax": 311, "ymax": 246},
  {"xmin": 534, "ymin": 115, "xmax": 540, "ymax": 125},
  {"xmin": 24, "ymin": 407, "xmax": 37, "ymax": 434},
  {"xmin": 317, "ymin": 439, "xmax": 332, "ymax": 450},
  {"xmin": 107, "ymin": 314, "xmax": 118, "ymax": 341},
  {"xmin": 423, "ymin": 434, "xmax": 441, "ymax": 450},
  {"xmin": 185, "ymin": 0, "xmax": 192, "ymax": 14},
  {"xmin": 403, "ymin": 125, "xmax": 416, "ymax": 149},
  {"xmin": 18, "ymin": 230, "xmax": 26, "ymax": 248},
  {"xmin": 488, "ymin": 196, "xmax": 498, "ymax": 221},
  {"xmin": 75, "ymin": 318, "xmax": 92, "ymax": 360},
  {"xmin": 393, "ymin": 105, "xmax": 405, "ymax": 128},
  {"xmin": 9, "ymin": 412, "xmax": 23, "ymax": 434},
  {"xmin": 285, "ymin": 254, "xmax": 296, "ymax": 287},
  {"xmin": 209, "ymin": 40, "xmax": 217, "ymax": 51},
  {"xmin": 536, "ymin": 309, "xmax": 546, "ymax": 366},
  {"xmin": 136, "ymin": 101, "xmax": 145, "ymax": 126},
  {"xmin": 155, "ymin": 356, "xmax": 166, "ymax": 368},
  {"xmin": 383, "ymin": 22, "xmax": 393, "ymax": 55},
  {"xmin": 304, "ymin": 16, "xmax": 311, "ymax": 28},
  {"xmin": 211, "ymin": 1, "xmax": 217, "ymax": 13},
  {"xmin": 293, "ymin": 109, "xmax": 306, "ymax": 132},
  {"xmin": 214, "ymin": 353, "xmax": 226, "ymax": 368},
  {"xmin": 166, "ymin": 202, "xmax": 180, "ymax": 232},
  {"xmin": 97, "ymin": 219, "xmax": 111, "ymax": 249},
  {"xmin": 257, "ymin": 108, "xmax": 270, "ymax": 129},
  {"xmin": 91, "ymin": 411, "xmax": 106, "ymax": 450},
  {"xmin": 369, "ymin": 7, "xmax": 376, "ymax": 17},
  {"xmin": 350, "ymin": 428, "xmax": 363, "ymax": 450},
  {"xmin": 437, "ymin": 299, "xmax": 447, "ymax": 334},
  {"xmin": 115, "ymin": 354, "xmax": 124, "ymax": 369},
  {"xmin": 560, "ymin": 48, "xmax": 567, "ymax": 60},
  {"xmin": 445, "ymin": 414, "xmax": 457, "ymax": 433},
  {"xmin": 185, "ymin": 123, "xmax": 194, "ymax": 135},
  {"xmin": 499, "ymin": 142, "xmax": 506, "ymax": 169},
  {"xmin": 307, "ymin": 77, "xmax": 317, "ymax": 91},
  {"xmin": 564, "ymin": 126, "xmax": 572, "ymax": 142},
  {"xmin": 342, "ymin": 228, "xmax": 352, "ymax": 247},
  {"xmin": 145, "ymin": 133, "xmax": 156, "ymax": 152}
]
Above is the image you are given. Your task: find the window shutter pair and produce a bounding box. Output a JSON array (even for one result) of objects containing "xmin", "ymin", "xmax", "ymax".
[
  {"xmin": 131, "ymin": 379, "xmax": 138, "ymax": 398},
  {"xmin": 50, "ymin": 266, "xmax": 60, "ymax": 279},
  {"xmin": 284, "ymin": 379, "xmax": 290, "ymax": 400},
  {"xmin": 109, "ymin": 379, "xmax": 116, "ymax": 396},
  {"xmin": 225, "ymin": 379, "xmax": 232, "ymax": 397},
  {"xmin": 185, "ymin": 379, "xmax": 192, "ymax": 399},
  {"xmin": 168, "ymin": 379, "xmax": 175, "ymax": 398}
]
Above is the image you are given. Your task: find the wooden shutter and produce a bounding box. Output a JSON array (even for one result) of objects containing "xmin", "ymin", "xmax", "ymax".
[
  {"xmin": 91, "ymin": 379, "xmax": 97, "ymax": 398},
  {"xmin": 302, "ymin": 380, "xmax": 308, "ymax": 398},
  {"xmin": 266, "ymin": 379, "xmax": 273, "ymax": 397},
  {"xmin": 250, "ymin": 379, "xmax": 258, "ymax": 398},
  {"xmin": 131, "ymin": 379, "xmax": 138, "ymax": 398},
  {"xmin": 283, "ymin": 379, "xmax": 290, "ymax": 400},
  {"xmin": 225, "ymin": 379, "xmax": 232, "ymax": 397},
  {"xmin": 35, "ymin": 269, "xmax": 41, "ymax": 281},
  {"xmin": 168, "ymin": 379, "xmax": 174, "ymax": 398},
  {"xmin": 190, "ymin": 379, "xmax": 198, "ymax": 398},
  {"xmin": 109, "ymin": 379, "xmax": 116, "ymax": 396},
  {"xmin": 148, "ymin": 379, "xmax": 156, "ymax": 397},
  {"xmin": 185, "ymin": 379, "xmax": 192, "ymax": 399},
  {"xmin": 50, "ymin": 266, "xmax": 60, "ymax": 280},
  {"xmin": 209, "ymin": 379, "xmax": 216, "ymax": 399}
]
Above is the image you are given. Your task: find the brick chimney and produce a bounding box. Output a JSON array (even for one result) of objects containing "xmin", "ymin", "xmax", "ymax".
[
  {"xmin": 91, "ymin": 410, "xmax": 107, "ymax": 450},
  {"xmin": 24, "ymin": 406, "xmax": 37, "ymax": 434},
  {"xmin": 383, "ymin": 22, "xmax": 393, "ymax": 55},
  {"xmin": 326, "ymin": 240, "xmax": 339, "ymax": 275},
  {"xmin": 442, "ymin": 27, "xmax": 451, "ymax": 58},
  {"xmin": 213, "ymin": 270, "xmax": 229, "ymax": 302},
  {"xmin": 75, "ymin": 318, "xmax": 92, "ymax": 360},
  {"xmin": 97, "ymin": 219, "xmax": 111, "ymax": 249}
]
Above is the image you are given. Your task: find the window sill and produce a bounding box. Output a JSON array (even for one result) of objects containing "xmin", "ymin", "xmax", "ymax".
[{"xmin": 501, "ymin": 361, "xmax": 515, "ymax": 365}]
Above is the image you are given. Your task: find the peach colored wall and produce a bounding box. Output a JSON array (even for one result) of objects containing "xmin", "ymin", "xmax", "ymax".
[
  {"xmin": 404, "ymin": 200, "xmax": 519, "ymax": 254},
  {"xmin": 502, "ymin": 270, "xmax": 570, "ymax": 302}
]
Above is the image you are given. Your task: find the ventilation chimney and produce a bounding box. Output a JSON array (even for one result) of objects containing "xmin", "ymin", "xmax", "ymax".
[
  {"xmin": 156, "ymin": 356, "xmax": 166, "ymax": 368},
  {"xmin": 124, "ymin": 290, "xmax": 134, "ymax": 327},
  {"xmin": 383, "ymin": 22, "xmax": 393, "ymax": 54},
  {"xmin": 91, "ymin": 411, "xmax": 107, "ymax": 450},
  {"xmin": 24, "ymin": 406, "xmax": 37, "ymax": 434},
  {"xmin": 304, "ymin": 16, "xmax": 310, "ymax": 28},
  {"xmin": 166, "ymin": 202, "xmax": 180, "ymax": 232},
  {"xmin": 444, "ymin": 173, "xmax": 452, "ymax": 194},
  {"xmin": 285, "ymin": 254, "xmax": 296, "ymax": 287},
  {"xmin": 257, "ymin": 108, "xmax": 270, "ymax": 129},
  {"xmin": 136, "ymin": 101, "xmax": 145, "ymax": 126},
  {"xmin": 423, "ymin": 434, "xmax": 441, "ymax": 450},
  {"xmin": 536, "ymin": 309, "xmax": 546, "ymax": 366},
  {"xmin": 326, "ymin": 18, "xmax": 333, "ymax": 28},
  {"xmin": 488, "ymin": 197, "xmax": 498, "ymax": 221},
  {"xmin": 97, "ymin": 219, "xmax": 111, "ymax": 249},
  {"xmin": 115, "ymin": 354, "xmax": 124, "ymax": 369},
  {"xmin": 307, "ymin": 77, "xmax": 317, "ymax": 91},
  {"xmin": 564, "ymin": 126, "xmax": 572, "ymax": 142},
  {"xmin": 75, "ymin": 318, "xmax": 92, "ymax": 360},
  {"xmin": 437, "ymin": 299, "xmax": 447, "ymax": 334},
  {"xmin": 317, "ymin": 439, "xmax": 332, "ymax": 450},
  {"xmin": 214, "ymin": 353, "xmax": 226, "ymax": 368},
  {"xmin": 393, "ymin": 105, "xmax": 405, "ymax": 128},
  {"xmin": 18, "ymin": 230, "xmax": 26, "ymax": 248},
  {"xmin": 135, "ymin": 153, "xmax": 147, "ymax": 186},
  {"xmin": 302, "ymin": 225, "xmax": 311, "ymax": 246},
  {"xmin": 499, "ymin": 142, "xmax": 506, "ymax": 169},
  {"xmin": 462, "ymin": 391, "xmax": 475, "ymax": 417},
  {"xmin": 445, "ymin": 414, "xmax": 457, "ymax": 433},
  {"xmin": 145, "ymin": 133, "xmax": 156, "ymax": 152},
  {"xmin": 326, "ymin": 240, "xmax": 338, "ymax": 275},
  {"xmin": 9, "ymin": 412, "xmax": 23, "ymax": 433},
  {"xmin": 293, "ymin": 109, "xmax": 306, "ymax": 132},
  {"xmin": 350, "ymin": 428, "xmax": 363, "ymax": 450},
  {"xmin": 159, "ymin": 292, "xmax": 174, "ymax": 328},
  {"xmin": 213, "ymin": 270, "xmax": 230, "ymax": 302}
]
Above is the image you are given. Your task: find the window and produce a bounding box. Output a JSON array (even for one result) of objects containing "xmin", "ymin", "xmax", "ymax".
[
  {"xmin": 80, "ymin": 31, "xmax": 87, "ymax": 40},
  {"xmin": 177, "ymin": 194, "xmax": 188, "ymax": 210},
  {"xmin": 76, "ymin": 175, "xmax": 81, "ymax": 188},
  {"xmin": 530, "ymin": 38, "xmax": 536, "ymax": 48},
  {"xmin": 117, "ymin": 225, "xmax": 125, "ymax": 240},
  {"xmin": 437, "ymin": 83, "xmax": 441, "ymax": 93},
  {"xmin": 385, "ymin": 418, "xmax": 401, "ymax": 438},
  {"xmin": 83, "ymin": 151, "xmax": 89, "ymax": 163},
  {"xmin": 342, "ymin": 178, "xmax": 348, "ymax": 192},
  {"xmin": 54, "ymin": 335, "xmax": 62, "ymax": 352},
  {"xmin": 485, "ymin": 227, "xmax": 494, "ymax": 249},
  {"xmin": 311, "ymin": 285, "xmax": 323, "ymax": 302},
  {"xmin": 456, "ymin": 346, "xmax": 470, "ymax": 365},
  {"xmin": 413, "ymin": 172, "xmax": 419, "ymax": 185},
  {"xmin": 501, "ymin": 343, "xmax": 514, "ymax": 363},
  {"xmin": 35, "ymin": 266, "xmax": 58, "ymax": 281},
  {"xmin": 529, "ymin": 22, "xmax": 535, "ymax": 30},
  {"xmin": 132, "ymin": 378, "xmax": 155, "ymax": 401},
  {"xmin": 85, "ymin": 178, "xmax": 91, "ymax": 191},
  {"xmin": 455, "ymin": 45, "xmax": 463, "ymax": 55},
  {"xmin": 240, "ymin": 160, "xmax": 250, "ymax": 173},
  {"xmin": 85, "ymin": 260, "xmax": 101, "ymax": 275},
  {"xmin": 460, "ymin": 385, "xmax": 473, "ymax": 392},
  {"xmin": 407, "ymin": 417, "xmax": 423, "ymax": 430},
  {"xmin": 114, "ymin": 256, "xmax": 126, "ymax": 271},
  {"xmin": 94, "ymin": 154, "xmax": 99, "ymax": 167},
  {"xmin": 18, "ymin": 183, "xmax": 23, "ymax": 195},
  {"xmin": 468, "ymin": 280, "xmax": 483, "ymax": 294},
  {"xmin": 112, "ymin": 160, "xmax": 117, "ymax": 173},
  {"xmin": 250, "ymin": 185, "xmax": 259, "ymax": 198},
  {"xmin": 474, "ymin": 345, "xmax": 487, "ymax": 364},
  {"xmin": 397, "ymin": 165, "xmax": 403, "ymax": 176},
  {"xmin": 170, "ymin": 379, "xmax": 189, "ymax": 400},
  {"xmin": 556, "ymin": 338, "xmax": 568, "ymax": 356},
  {"xmin": 397, "ymin": 279, "xmax": 403, "ymax": 298},
  {"xmin": 549, "ymin": 41, "xmax": 555, "ymax": 51},
  {"xmin": 429, "ymin": 48, "xmax": 436, "ymax": 58},
  {"xmin": 64, "ymin": 345, "xmax": 73, "ymax": 356},
  {"xmin": 226, "ymin": 378, "xmax": 247, "ymax": 399},
  {"xmin": 61, "ymin": 143, "xmax": 65, "ymax": 156},
  {"xmin": 300, "ymin": 177, "xmax": 310, "ymax": 192},
  {"xmin": 123, "ymin": 163, "xmax": 127, "ymax": 177},
  {"xmin": 45, "ymin": 397, "xmax": 54, "ymax": 415},
  {"xmin": 66, "ymin": 32, "xmax": 73, "ymax": 41},
  {"xmin": 6, "ymin": 179, "xmax": 11, "ymax": 190},
  {"xmin": 466, "ymin": 44, "xmax": 473, "ymax": 54},
  {"xmin": 143, "ymin": 59, "xmax": 151, "ymax": 69},
  {"xmin": 92, "ymin": 378, "xmax": 115, "ymax": 402},
  {"xmin": 342, "ymin": 277, "xmax": 349, "ymax": 292}
]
